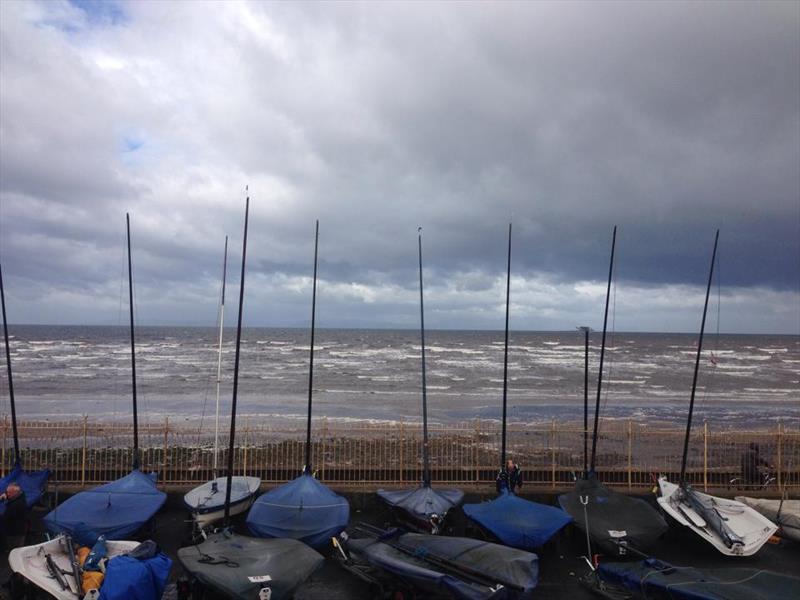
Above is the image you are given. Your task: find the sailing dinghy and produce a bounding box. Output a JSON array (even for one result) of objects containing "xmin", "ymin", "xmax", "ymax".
[
  {"xmin": 0, "ymin": 262, "xmax": 50, "ymax": 520},
  {"xmin": 377, "ymin": 229, "xmax": 464, "ymax": 533},
  {"xmin": 735, "ymin": 496, "xmax": 800, "ymax": 543},
  {"xmin": 184, "ymin": 237, "xmax": 260, "ymax": 530},
  {"xmin": 592, "ymin": 558, "xmax": 800, "ymax": 600},
  {"xmin": 179, "ymin": 195, "xmax": 324, "ymax": 600},
  {"xmin": 246, "ymin": 220, "xmax": 350, "ymax": 548},
  {"xmin": 8, "ymin": 535, "xmax": 138, "ymax": 600},
  {"xmin": 464, "ymin": 224, "xmax": 571, "ymax": 550},
  {"xmin": 43, "ymin": 215, "xmax": 166, "ymax": 545},
  {"xmin": 336, "ymin": 523, "xmax": 539, "ymax": 600},
  {"xmin": 657, "ymin": 231, "xmax": 777, "ymax": 556},
  {"xmin": 558, "ymin": 227, "xmax": 667, "ymax": 557}
]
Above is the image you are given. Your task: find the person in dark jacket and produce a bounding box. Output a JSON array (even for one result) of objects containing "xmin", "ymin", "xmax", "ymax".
[
  {"xmin": 740, "ymin": 443, "xmax": 771, "ymax": 486},
  {"xmin": 496, "ymin": 459, "xmax": 523, "ymax": 494},
  {"xmin": 0, "ymin": 482, "xmax": 27, "ymax": 550}
]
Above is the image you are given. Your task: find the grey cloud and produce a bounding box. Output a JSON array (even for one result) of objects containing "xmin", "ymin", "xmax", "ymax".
[{"xmin": 0, "ymin": 0, "xmax": 797, "ymax": 332}]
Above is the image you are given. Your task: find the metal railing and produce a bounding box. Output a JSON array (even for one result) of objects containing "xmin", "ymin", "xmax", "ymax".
[{"xmin": 2, "ymin": 416, "xmax": 798, "ymax": 492}]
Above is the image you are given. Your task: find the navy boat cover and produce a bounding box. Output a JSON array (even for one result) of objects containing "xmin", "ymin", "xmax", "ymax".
[
  {"xmin": 377, "ymin": 485, "xmax": 464, "ymax": 532},
  {"xmin": 246, "ymin": 473, "xmax": 349, "ymax": 548},
  {"xmin": 347, "ymin": 530, "xmax": 538, "ymax": 600},
  {"xmin": 463, "ymin": 490, "xmax": 572, "ymax": 549},
  {"xmin": 597, "ymin": 559, "xmax": 800, "ymax": 600},
  {"xmin": 178, "ymin": 530, "xmax": 324, "ymax": 600},
  {"xmin": 98, "ymin": 548, "xmax": 172, "ymax": 600},
  {"xmin": 0, "ymin": 462, "xmax": 50, "ymax": 518},
  {"xmin": 44, "ymin": 469, "xmax": 166, "ymax": 545},
  {"xmin": 558, "ymin": 476, "xmax": 667, "ymax": 556}
]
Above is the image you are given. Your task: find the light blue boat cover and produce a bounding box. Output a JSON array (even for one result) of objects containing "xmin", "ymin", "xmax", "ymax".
[
  {"xmin": 377, "ymin": 485, "xmax": 464, "ymax": 530},
  {"xmin": 348, "ymin": 531, "xmax": 538, "ymax": 600},
  {"xmin": 0, "ymin": 462, "xmax": 50, "ymax": 518},
  {"xmin": 183, "ymin": 476, "xmax": 259, "ymax": 514},
  {"xmin": 98, "ymin": 550, "xmax": 172, "ymax": 600},
  {"xmin": 597, "ymin": 559, "xmax": 800, "ymax": 600},
  {"xmin": 246, "ymin": 473, "xmax": 349, "ymax": 548},
  {"xmin": 463, "ymin": 490, "xmax": 572, "ymax": 549},
  {"xmin": 44, "ymin": 469, "xmax": 166, "ymax": 545}
]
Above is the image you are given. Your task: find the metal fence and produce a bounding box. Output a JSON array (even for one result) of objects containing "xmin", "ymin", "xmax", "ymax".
[{"xmin": 2, "ymin": 416, "xmax": 798, "ymax": 493}]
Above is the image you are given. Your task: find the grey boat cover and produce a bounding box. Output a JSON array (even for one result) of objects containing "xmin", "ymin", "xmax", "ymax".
[
  {"xmin": 735, "ymin": 497, "xmax": 800, "ymax": 543},
  {"xmin": 348, "ymin": 530, "xmax": 538, "ymax": 600},
  {"xmin": 177, "ymin": 530, "xmax": 323, "ymax": 600},
  {"xmin": 597, "ymin": 558, "xmax": 800, "ymax": 600},
  {"xmin": 377, "ymin": 485, "xmax": 464, "ymax": 533},
  {"xmin": 558, "ymin": 476, "xmax": 667, "ymax": 556}
]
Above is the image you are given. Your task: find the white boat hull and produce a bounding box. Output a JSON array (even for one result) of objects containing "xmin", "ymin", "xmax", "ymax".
[
  {"xmin": 9, "ymin": 535, "xmax": 138, "ymax": 600},
  {"xmin": 735, "ymin": 496, "xmax": 800, "ymax": 543},
  {"xmin": 658, "ymin": 477, "xmax": 777, "ymax": 556},
  {"xmin": 185, "ymin": 475, "xmax": 261, "ymax": 530}
]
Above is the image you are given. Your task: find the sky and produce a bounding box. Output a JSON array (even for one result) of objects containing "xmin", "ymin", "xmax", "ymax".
[{"xmin": 0, "ymin": 0, "xmax": 798, "ymax": 334}]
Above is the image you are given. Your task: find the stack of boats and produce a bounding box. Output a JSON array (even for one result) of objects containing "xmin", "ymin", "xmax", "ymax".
[{"xmin": 2, "ymin": 218, "xmax": 798, "ymax": 600}]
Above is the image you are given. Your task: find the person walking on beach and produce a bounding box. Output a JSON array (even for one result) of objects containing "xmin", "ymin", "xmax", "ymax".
[
  {"xmin": 496, "ymin": 459, "xmax": 523, "ymax": 494},
  {"xmin": 740, "ymin": 442, "xmax": 772, "ymax": 487}
]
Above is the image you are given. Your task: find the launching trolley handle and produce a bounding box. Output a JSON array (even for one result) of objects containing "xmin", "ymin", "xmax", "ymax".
[{"xmin": 354, "ymin": 523, "xmax": 524, "ymax": 592}]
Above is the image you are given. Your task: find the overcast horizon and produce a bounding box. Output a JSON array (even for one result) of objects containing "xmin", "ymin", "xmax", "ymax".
[{"xmin": 1, "ymin": 1, "xmax": 798, "ymax": 335}]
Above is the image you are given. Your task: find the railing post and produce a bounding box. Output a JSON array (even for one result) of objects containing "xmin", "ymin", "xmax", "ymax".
[
  {"xmin": 551, "ymin": 419, "xmax": 556, "ymax": 489},
  {"xmin": 162, "ymin": 416, "xmax": 169, "ymax": 486},
  {"xmin": 627, "ymin": 420, "xmax": 633, "ymax": 490},
  {"xmin": 321, "ymin": 416, "xmax": 328, "ymax": 480},
  {"xmin": 2, "ymin": 414, "xmax": 7, "ymax": 477},
  {"xmin": 777, "ymin": 421, "xmax": 783, "ymax": 489},
  {"xmin": 81, "ymin": 415, "xmax": 88, "ymax": 487},
  {"xmin": 474, "ymin": 418, "xmax": 480, "ymax": 484},
  {"xmin": 703, "ymin": 421, "xmax": 708, "ymax": 492},
  {"xmin": 243, "ymin": 416, "xmax": 249, "ymax": 475},
  {"xmin": 399, "ymin": 420, "xmax": 405, "ymax": 484}
]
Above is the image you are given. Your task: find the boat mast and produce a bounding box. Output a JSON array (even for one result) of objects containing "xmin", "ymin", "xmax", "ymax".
[
  {"xmin": 212, "ymin": 236, "xmax": 229, "ymax": 480},
  {"xmin": 304, "ymin": 220, "xmax": 319, "ymax": 474},
  {"xmin": 126, "ymin": 214, "xmax": 140, "ymax": 471},
  {"xmin": 224, "ymin": 194, "xmax": 249, "ymax": 525},
  {"xmin": 0, "ymin": 263, "xmax": 20, "ymax": 465},
  {"xmin": 589, "ymin": 226, "xmax": 616, "ymax": 475},
  {"xmin": 679, "ymin": 229, "xmax": 719, "ymax": 485},
  {"xmin": 418, "ymin": 228, "xmax": 431, "ymax": 486},
  {"xmin": 500, "ymin": 223, "xmax": 512, "ymax": 470},
  {"xmin": 578, "ymin": 326, "xmax": 590, "ymax": 476}
]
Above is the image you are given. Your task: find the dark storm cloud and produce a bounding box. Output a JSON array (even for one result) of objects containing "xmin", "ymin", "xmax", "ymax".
[{"xmin": 0, "ymin": 0, "xmax": 797, "ymax": 332}]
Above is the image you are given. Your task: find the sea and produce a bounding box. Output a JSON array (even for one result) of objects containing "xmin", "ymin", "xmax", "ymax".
[{"xmin": 1, "ymin": 326, "xmax": 798, "ymax": 429}]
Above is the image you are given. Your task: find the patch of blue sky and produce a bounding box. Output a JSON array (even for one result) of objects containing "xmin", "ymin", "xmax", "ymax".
[
  {"xmin": 69, "ymin": 0, "xmax": 129, "ymax": 27},
  {"xmin": 122, "ymin": 136, "xmax": 144, "ymax": 153}
]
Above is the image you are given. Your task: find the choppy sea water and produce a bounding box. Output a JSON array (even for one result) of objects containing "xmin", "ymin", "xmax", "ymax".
[{"xmin": 1, "ymin": 326, "xmax": 798, "ymax": 428}]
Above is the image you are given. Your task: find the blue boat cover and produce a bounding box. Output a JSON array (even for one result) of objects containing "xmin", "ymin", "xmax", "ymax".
[
  {"xmin": 98, "ymin": 550, "xmax": 172, "ymax": 600},
  {"xmin": 0, "ymin": 462, "xmax": 50, "ymax": 518},
  {"xmin": 377, "ymin": 485, "xmax": 464, "ymax": 532},
  {"xmin": 348, "ymin": 530, "xmax": 538, "ymax": 600},
  {"xmin": 247, "ymin": 473, "xmax": 349, "ymax": 548},
  {"xmin": 597, "ymin": 559, "xmax": 800, "ymax": 600},
  {"xmin": 463, "ymin": 490, "xmax": 572, "ymax": 549},
  {"xmin": 44, "ymin": 470, "xmax": 166, "ymax": 545}
]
